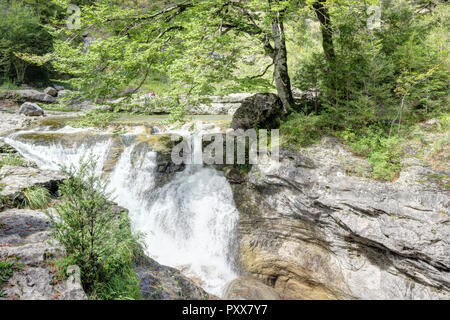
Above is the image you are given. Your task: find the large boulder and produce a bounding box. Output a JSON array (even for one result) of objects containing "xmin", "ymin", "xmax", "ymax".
[
  {"xmin": 43, "ymin": 87, "xmax": 57, "ymax": 97},
  {"xmin": 13, "ymin": 89, "xmax": 56, "ymax": 103},
  {"xmin": 18, "ymin": 102, "xmax": 44, "ymax": 117},
  {"xmin": 231, "ymin": 93, "xmax": 283, "ymax": 130}
]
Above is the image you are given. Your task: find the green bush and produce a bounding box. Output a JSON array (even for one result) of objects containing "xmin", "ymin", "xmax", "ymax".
[
  {"xmin": 69, "ymin": 109, "xmax": 120, "ymax": 129},
  {"xmin": 22, "ymin": 186, "xmax": 52, "ymax": 210},
  {"xmin": 340, "ymin": 127, "xmax": 403, "ymax": 181},
  {"xmin": 0, "ymin": 153, "xmax": 24, "ymax": 169},
  {"xmin": 0, "ymin": 260, "xmax": 23, "ymax": 297},
  {"xmin": 281, "ymin": 112, "xmax": 405, "ymax": 180},
  {"xmin": 280, "ymin": 112, "xmax": 333, "ymax": 148},
  {"xmin": 0, "ymin": 0, "xmax": 52, "ymax": 83},
  {"xmin": 48, "ymin": 160, "xmax": 142, "ymax": 300}
]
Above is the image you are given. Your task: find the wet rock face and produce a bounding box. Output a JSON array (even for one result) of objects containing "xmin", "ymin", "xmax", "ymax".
[
  {"xmin": 232, "ymin": 93, "xmax": 283, "ymax": 130},
  {"xmin": 231, "ymin": 138, "xmax": 450, "ymax": 300},
  {"xmin": 134, "ymin": 255, "xmax": 211, "ymax": 300}
]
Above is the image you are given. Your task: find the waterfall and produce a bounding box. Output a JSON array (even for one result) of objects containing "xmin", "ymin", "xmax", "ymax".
[
  {"xmin": 4, "ymin": 128, "xmax": 112, "ymax": 174},
  {"xmin": 5, "ymin": 127, "xmax": 239, "ymax": 297}
]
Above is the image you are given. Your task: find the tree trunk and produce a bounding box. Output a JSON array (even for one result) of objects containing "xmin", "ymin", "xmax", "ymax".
[
  {"xmin": 313, "ymin": 0, "xmax": 335, "ymax": 64},
  {"xmin": 269, "ymin": 4, "xmax": 295, "ymax": 114},
  {"xmin": 13, "ymin": 58, "xmax": 27, "ymax": 84}
]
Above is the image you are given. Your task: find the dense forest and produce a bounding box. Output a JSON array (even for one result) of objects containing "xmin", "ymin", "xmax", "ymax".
[
  {"xmin": 2, "ymin": 1, "xmax": 448, "ymax": 174},
  {"xmin": 0, "ymin": 0, "xmax": 448, "ymax": 177}
]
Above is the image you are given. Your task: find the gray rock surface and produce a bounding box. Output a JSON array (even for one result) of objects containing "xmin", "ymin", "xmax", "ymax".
[
  {"xmin": 231, "ymin": 138, "xmax": 450, "ymax": 300},
  {"xmin": 134, "ymin": 254, "xmax": 211, "ymax": 300},
  {"xmin": 44, "ymin": 87, "xmax": 57, "ymax": 97},
  {"xmin": 12, "ymin": 90, "xmax": 56, "ymax": 103},
  {"xmin": 57, "ymin": 90, "xmax": 70, "ymax": 98},
  {"xmin": 128, "ymin": 93, "xmax": 253, "ymax": 115},
  {"xmin": 53, "ymin": 85, "xmax": 65, "ymax": 91},
  {"xmin": 0, "ymin": 209, "xmax": 87, "ymax": 300},
  {"xmin": 0, "ymin": 165, "xmax": 66, "ymax": 200},
  {"xmin": 232, "ymin": 93, "xmax": 283, "ymax": 130},
  {"xmin": 18, "ymin": 102, "xmax": 44, "ymax": 117}
]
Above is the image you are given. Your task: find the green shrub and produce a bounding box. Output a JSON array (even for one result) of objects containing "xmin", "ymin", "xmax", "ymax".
[
  {"xmin": 22, "ymin": 186, "xmax": 52, "ymax": 210},
  {"xmin": 0, "ymin": 0, "xmax": 52, "ymax": 83},
  {"xmin": 0, "ymin": 78, "xmax": 19, "ymax": 90},
  {"xmin": 281, "ymin": 113, "xmax": 405, "ymax": 181},
  {"xmin": 69, "ymin": 109, "xmax": 119, "ymax": 129},
  {"xmin": 0, "ymin": 259, "xmax": 23, "ymax": 297},
  {"xmin": 48, "ymin": 160, "xmax": 142, "ymax": 300},
  {"xmin": 0, "ymin": 153, "xmax": 24, "ymax": 169},
  {"xmin": 340, "ymin": 127, "xmax": 403, "ymax": 181},
  {"xmin": 280, "ymin": 112, "xmax": 333, "ymax": 148}
]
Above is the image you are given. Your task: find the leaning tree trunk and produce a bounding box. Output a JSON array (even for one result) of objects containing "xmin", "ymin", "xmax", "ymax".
[
  {"xmin": 268, "ymin": 1, "xmax": 295, "ymax": 114},
  {"xmin": 313, "ymin": 0, "xmax": 335, "ymax": 64},
  {"xmin": 271, "ymin": 22, "xmax": 295, "ymax": 114}
]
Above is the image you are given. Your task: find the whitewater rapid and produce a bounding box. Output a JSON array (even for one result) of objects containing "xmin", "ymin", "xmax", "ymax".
[{"xmin": 5, "ymin": 127, "xmax": 239, "ymax": 296}]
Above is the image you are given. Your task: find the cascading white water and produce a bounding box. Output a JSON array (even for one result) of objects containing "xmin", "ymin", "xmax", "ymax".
[
  {"xmin": 5, "ymin": 127, "xmax": 239, "ymax": 297},
  {"xmin": 4, "ymin": 127, "xmax": 112, "ymax": 175}
]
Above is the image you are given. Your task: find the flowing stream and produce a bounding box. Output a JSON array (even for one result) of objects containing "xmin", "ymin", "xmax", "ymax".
[{"xmin": 5, "ymin": 126, "xmax": 239, "ymax": 296}]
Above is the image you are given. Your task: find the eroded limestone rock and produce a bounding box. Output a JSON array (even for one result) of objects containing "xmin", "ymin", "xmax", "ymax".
[
  {"xmin": 231, "ymin": 138, "xmax": 450, "ymax": 300},
  {"xmin": 0, "ymin": 209, "xmax": 86, "ymax": 300}
]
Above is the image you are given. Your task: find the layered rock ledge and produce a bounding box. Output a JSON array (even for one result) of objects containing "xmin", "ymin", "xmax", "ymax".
[{"xmin": 232, "ymin": 138, "xmax": 449, "ymax": 300}]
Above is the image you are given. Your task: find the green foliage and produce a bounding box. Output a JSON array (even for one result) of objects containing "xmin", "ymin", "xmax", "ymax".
[
  {"xmin": 69, "ymin": 109, "xmax": 119, "ymax": 129},
  {"xmin": 0, "ymin": 78, "xmax": 19, "ymax": 90},
  {"xmin": 340, "ymin": 127, "xmax": 403, "ymax": 181},
  {"xmin": 282, "ymin": 0, "xmax": 449, "ymax": 180},
  {"xmin": 21, "ymin": 186, "xmax": 52, "ymax": 210},
  {"xmin": 0, "ymin": 153, "xmax": 24, "ymax": 169},
  {"xmin": 0, "ymin": 259, "xmax": 23, "ymax": 297},
  {"xmin": 48, "ymin": 159, "xmax": 142, "ymax": 300},
  {"xmin": 281, "ymin": 112, "xmax": 333, "ymax": 147},
  {"xmin": 0, "ymin": 0, "xmax": 53, "ymax": 83},
  {"xmin": 41, "ymin": 103, "xmax": 77, "ymax": 112},
  {"xmin": 282, "ymin": 112, "xmax": 404, "ymax": 180}
]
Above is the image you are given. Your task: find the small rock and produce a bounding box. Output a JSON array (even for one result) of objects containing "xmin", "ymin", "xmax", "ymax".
[
  {"xmin": 44, "ymin": 87, "xmax": 57, "ymax": 97},
  {"xmin": 53, "ymin": 84, "xmax": 64, "ymax": 91},
  {"xmin": 57, "ymin": 90, "xmax": 70, "ymax": 98},
  {"xmin": 420, "ymin": 118, "xmax": 441, "ymax": 130},
  {"xmin": 18, "ymin": 102, "xmax": 44, "ymax": 117},
  {"xmin": 224, "ymin": 167, "xmax": 245, "ymax": 184}
]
